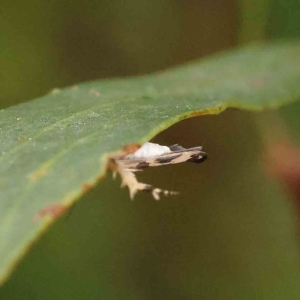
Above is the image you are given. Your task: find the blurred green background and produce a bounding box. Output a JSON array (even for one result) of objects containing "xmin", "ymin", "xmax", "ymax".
[
  {"xmin": 2, "ymin": 0, "xmax": 300, "ymax": 299},
  {"xmin": 0, "ymin": 0, "xmax": 236, "ymax": 109}
]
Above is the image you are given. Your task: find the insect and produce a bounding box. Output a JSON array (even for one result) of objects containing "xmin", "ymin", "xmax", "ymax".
[{"xmin": 110, "ymin": 142, "xmax": 207, "ymax": 200}]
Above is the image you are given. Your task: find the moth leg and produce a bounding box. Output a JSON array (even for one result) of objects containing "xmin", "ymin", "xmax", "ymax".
[
  {"xmin": 112, "ymin": 160, "xmax": 178, "ymax": 200},
  {"xmin": 143, "ymin": 185, "xmax": 179, "ymax": 200},
  {"xmin": 123, "ymin": 168, "xmax": 143, "ymax": 172}
]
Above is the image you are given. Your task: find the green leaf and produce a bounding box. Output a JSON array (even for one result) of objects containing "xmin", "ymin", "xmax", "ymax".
[{"xmin": 1, "ymin": 41, "xmax": 300, "ymax": 284}]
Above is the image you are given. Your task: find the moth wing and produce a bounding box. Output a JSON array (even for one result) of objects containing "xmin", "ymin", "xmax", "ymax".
[
  {"xmin": 169, "ymin": 144, "xmax": 186, "ymax": 151},
  {"xmin": 117, "ymin": 145, "xmax": 207, "ymax": 169},
  {"xmin": 157, "ymin": 147, "xmax": 207, "ymax": 164},
  {"xmin": 111, "ymin": 143, "xmax": 207, "ymax": 200}
]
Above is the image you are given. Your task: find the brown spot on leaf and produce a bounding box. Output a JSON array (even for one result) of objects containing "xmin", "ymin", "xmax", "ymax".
[
  {"xmin": 89, "ymin": 89, "xmax": 101, "ymax": 97},
  {"xmin": 179, "ymin": 107, "xmax": 224, "ymax": 121},
  {"xmin": 0, "ymin": 179, "xmax": 6, "ymax": 189},
  {"xmin": 18, "ymin": 136, "xmax": 26, "ymax": 142},
  {"xmin": 82, "ymin": 182, "xmax": 93, "ymax": 193},
  {"xmin": 251, "ymin": 78, "xmax": 266, "ymax": 90},
  {"xmin": 33, "ymin": 203, "xmax": 68, "ymax": 222},
  {"xmin": 29, "ymin": 165, "xmax": 50, "ymax": 182}
]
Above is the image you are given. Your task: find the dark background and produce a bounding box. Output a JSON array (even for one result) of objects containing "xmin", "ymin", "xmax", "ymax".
[{"xmin": 2, "ymin": 0, "xmax": 300, "ymax": 299}]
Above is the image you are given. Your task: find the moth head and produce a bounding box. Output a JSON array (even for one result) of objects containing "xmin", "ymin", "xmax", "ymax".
[{"xmin": 122, "ymin": 143, "xmax": 141, "ymax": 155}]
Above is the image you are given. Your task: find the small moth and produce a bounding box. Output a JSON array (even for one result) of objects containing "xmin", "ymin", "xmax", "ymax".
[{"xmin": 110, "ymin": 142, "xmax": 207, "ymax": 200}]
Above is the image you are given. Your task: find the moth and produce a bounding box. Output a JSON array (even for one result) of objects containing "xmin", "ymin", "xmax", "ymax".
[{"xmin": 110, "ymin": 142, "xmax": 207, "ymax": 200}]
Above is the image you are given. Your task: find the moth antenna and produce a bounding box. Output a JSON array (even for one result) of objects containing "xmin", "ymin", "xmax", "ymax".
[
  {"xmin": 152, "ymin": 188, "xmax": 179, "ymax": 200},
  {"xmin": 149, "ymin": 185, "xmax": 177, "ymax": 200}
]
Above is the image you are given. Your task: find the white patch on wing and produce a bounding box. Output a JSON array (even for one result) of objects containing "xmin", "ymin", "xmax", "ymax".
[{"xmin": 126, "ymin": 142, "xmax": 171, "ymax": 159}]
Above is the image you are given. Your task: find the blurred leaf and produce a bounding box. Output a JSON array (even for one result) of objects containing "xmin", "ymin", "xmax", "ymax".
[
  {"xmin": 267, "ymin": 0, "xmax": 300, "ymax": 40},
  {"xmin": 238, "ymin": 0, "xmax": 270, "ymax": 43},
  {"xmin": 261, "ymin": 1, "xmax": 300, "ymax": 212},
  {"xmin": 1, "ymin": 41, "xmax": 300, "ymax": 284},
  {"xmin": 0, "ymin": 0, "xmax": 236, "ymax": 109}
]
